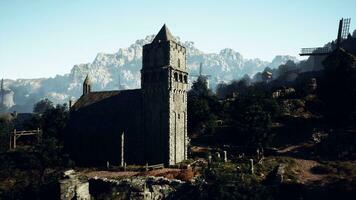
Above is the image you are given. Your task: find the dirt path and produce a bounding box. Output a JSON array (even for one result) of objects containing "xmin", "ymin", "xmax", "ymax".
[
  {"xmin": 277, "ymin": 142, "xmax": 314, "ymax": 155},
  {"xmin": 278, "ymin": 143, "xmax": 328, "ymax": 185},
  {"xmin": 294, "ymin": 158, "xmax": 327, "ymax": 184},
  {"xmin": 82, "ymin": 168, "xmax": 184, "ymax": 180}
]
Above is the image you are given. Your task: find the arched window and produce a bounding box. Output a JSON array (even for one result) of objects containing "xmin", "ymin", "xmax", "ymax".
[
  {"xmin": 184, "ymin": 75, "xmax": 188, "ymax": 83},
  {"xmin": 174, "ymin": 72, "xmax": 178, "ymax": 82},
  {"xmin": 179, "ymin": 74, "xmax": 183, "ymax": 82}
]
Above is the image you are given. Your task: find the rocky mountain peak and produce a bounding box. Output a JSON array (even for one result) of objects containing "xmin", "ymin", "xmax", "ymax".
[{"xmin": 3, "ymin": 35, "xmax": 299, "ymax": 113}]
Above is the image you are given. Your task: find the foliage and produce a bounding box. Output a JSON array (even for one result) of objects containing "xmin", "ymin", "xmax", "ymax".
[
  {"xmin": 23, "ymin": 100, "xmax": 70, "ymax": 167},
  {"xmin": 37, "ymin": 103, "xmax": 70, "ymax": 166},
  {"xmin": 227, "ymin": 88, "xmax": 281, "ymax": 146},
  {"xmin": 216, "ymin": 78, "xmax": 251, "ymax": 99},
  {"xmin": 41, "ymin": 104, "xmax": 69, "ymax": 141},
  {"xmin": 188, "ymin": 77, "xmax": 221, "ymax": 135},
  {"xmin": 33, "ymin": 98, "xmax": 54, "ymax": 114},
  {"xmin": 0, "ymin": 117, "xmax": 12, "ymax": 152},
  {"xmin": 200, "ymin": 162, "xmax": 274, "ymax": 200}
]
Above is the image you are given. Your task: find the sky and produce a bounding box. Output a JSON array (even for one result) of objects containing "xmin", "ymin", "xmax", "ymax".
[{"xmin": 0, "ymin": 0, "xmax": 356, "ymax": 79}]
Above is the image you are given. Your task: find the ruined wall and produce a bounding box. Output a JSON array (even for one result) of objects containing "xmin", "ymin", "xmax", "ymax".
[
  {"xmin": 59, "ymin": 170, "xmax": 187, "ymax": 200},
  {"xmin": 89, "ymin": 176, "xmax": 185, "ymax": 200}
]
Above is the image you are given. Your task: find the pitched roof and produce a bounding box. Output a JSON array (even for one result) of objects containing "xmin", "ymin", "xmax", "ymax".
[
  {"xmin": 152, "ymin": 24, "xmax": 175, "ymax": 43},
  {"xmin": 71, "ymin": 89, "xmax": 141, "ymax": 111}
]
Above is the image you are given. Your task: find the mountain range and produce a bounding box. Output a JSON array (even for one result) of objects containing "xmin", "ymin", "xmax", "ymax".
[{"xmin": 2, "ymin": 35, "xmax": 298, "ymax": 112}]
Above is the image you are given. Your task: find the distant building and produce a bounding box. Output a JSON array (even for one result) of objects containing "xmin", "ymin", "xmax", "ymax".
[
  {"xmin": 262, "ymin": 71, "xmax": 273, "ymax": 82},
  {"xmin": 66, "ymin": 25, "xmax": 189, "ymax": 166},
  {"xmin": 0, "ymin": 79, "xmax": 15, "ymax": 109}
]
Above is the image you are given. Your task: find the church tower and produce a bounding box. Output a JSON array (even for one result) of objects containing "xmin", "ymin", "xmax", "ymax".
[{"xmin": 142, "ymin": 25, "xmax": 188, "ymax": 165}]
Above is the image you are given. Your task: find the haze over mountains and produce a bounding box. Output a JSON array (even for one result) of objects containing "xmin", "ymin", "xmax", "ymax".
[{"xmin": 2, "ymin": 35, "xmax": 298, "ymax": 112}]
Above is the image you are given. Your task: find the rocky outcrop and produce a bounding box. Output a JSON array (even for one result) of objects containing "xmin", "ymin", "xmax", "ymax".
[
  {"xmin": 59, "ymin": 169, "xmax": 188, "ymax": 200},
  {"xmin": 60, "ymin": 170, "xmax": 90, "ymax": 200},
  {"xmin": 89, "ymin": 176, "xmax": 185, "ymax": 200}
]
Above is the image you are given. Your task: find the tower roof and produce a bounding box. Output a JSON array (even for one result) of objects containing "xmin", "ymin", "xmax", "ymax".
[
  {"xmin": 152, "ymin": 24, "xmax": 175, "ymax": 43},
  {"xmin": 84, "ymin": 75, "xmax": 91, "ymax": 85}
]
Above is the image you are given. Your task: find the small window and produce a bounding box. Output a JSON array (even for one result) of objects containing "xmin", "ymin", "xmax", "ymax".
[
  {"xmin": 174, "ymin": 72, "xmax": 178, "ymax": 81},
  {"xmin": 178, "ymin": 59, "xmax": 180, "ymax": 68},
  {"xmin": 179, "ymin": 74, "xmax": 183, "ymax": 82}
]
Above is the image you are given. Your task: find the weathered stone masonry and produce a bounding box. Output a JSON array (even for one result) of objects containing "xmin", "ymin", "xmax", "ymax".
[{"xmin": 66, "ymin": 25, "xmax": 188, "ymax": 166}]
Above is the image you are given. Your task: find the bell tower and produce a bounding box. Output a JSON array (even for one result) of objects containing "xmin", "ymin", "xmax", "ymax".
[{"xmin": 142, "ymin": 25, "xmax": 188, "ymax": 165}]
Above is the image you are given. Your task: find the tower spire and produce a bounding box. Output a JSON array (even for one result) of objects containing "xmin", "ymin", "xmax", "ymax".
[
  {"xmin": 83, "ymin": 75, "xmax": 91, "ymax": 95},
  {"xmin": 153, "ymin": 24, "xmax": 175, "ymax": 43}
]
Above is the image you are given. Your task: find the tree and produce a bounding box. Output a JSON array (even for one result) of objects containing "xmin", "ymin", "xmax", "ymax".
[
  {"xmin": 228, "ymin": 88, "xmax": 280, "ymax": 146},
  {"xmin": 33, "ymin": 98, "xmax": 54, "ymax": 114},
  {"xmin": 41, "ymin": 104, "xmax": 69, "ymax": 141},
  {"xmin": 0, "ymin": 117, "xmax": 12, "ymax": 152},
  {"xmin": 216, "ymin": 79, "xmax": 250, "ymax": 99},
  {"xmin": 188, "ymin": 77, "xmax": 220, "ymax": 135},
  {"xmin": 26, "ymin": 101, "xmax": 70, "ymax": 166}
]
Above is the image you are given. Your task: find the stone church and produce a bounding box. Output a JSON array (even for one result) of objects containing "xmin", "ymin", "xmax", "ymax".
[{"xmin": 66, "ymin": 25, "xmax": 188, "ymax": 166}]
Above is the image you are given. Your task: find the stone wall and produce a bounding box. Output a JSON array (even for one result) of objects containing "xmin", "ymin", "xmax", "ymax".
[
  {"xmin": 168, "ymin": 40, "xmax": 188, "ymax": 165},
  {"xmin": 59, "ymin": 170, "xmax": 187, "ymax": 200},
  {"xmin": 89, "ymin": 176, "xmax": 185, "ymax": 200},
  {"xmin": 60, "ymin": 170, "xmax": 91, "ymax": 200},
  {"xmin": 66, "ymin": 89, "xmax": 144, "ymax": 166}
]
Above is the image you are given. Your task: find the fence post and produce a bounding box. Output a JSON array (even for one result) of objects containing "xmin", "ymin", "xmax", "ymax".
[
  {"xmin": 9, "ymin": 131, "xmax": 12, "ymax": 150},
  {"xmin": 13, "ymin": 129, "xmax": 17, "ymax": 149},
  {"xmin": 37, "ymin": 128, "xmax": 41, "ymax": 143},
  {"xmin": 121, "ymin": 131, "xmax": 125, "ymax": 167}
]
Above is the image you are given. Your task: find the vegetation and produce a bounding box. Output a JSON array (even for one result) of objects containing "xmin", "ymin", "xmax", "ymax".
[
  {"xmin": 0, "ymin": 116, "xmax": 12, "ymax": 152},
  {"xmin": 33, "ymin": 98, "xmax": 54, "ymax": 114},
  {"xmin": 188, "ymin": 76, "xmax": 282, "ymax": 147},
  {"xmin": 0, "ymin": 100, "xmax": 71, "ymax": 199},
  {"xmin": 1, "ymin": 47, "xmax": 356, "ymax": 199},
  {"xmin": 226, "ymin": 89, "xmax": 281, "ymax": 147},
  {"xmin": 188, "ymin": 77, "xmax": 221, "ymax": 135}
]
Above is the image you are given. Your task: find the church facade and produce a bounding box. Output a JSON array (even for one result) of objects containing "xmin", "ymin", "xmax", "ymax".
[{"xmin": 66, "ymin": 25, "xmax": 188, "ymax": 166}]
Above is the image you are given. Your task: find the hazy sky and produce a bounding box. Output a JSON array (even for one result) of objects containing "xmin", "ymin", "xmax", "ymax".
[{"xmin": 1, "ymin": 0, "xmax": 356, "ymax": 79}]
